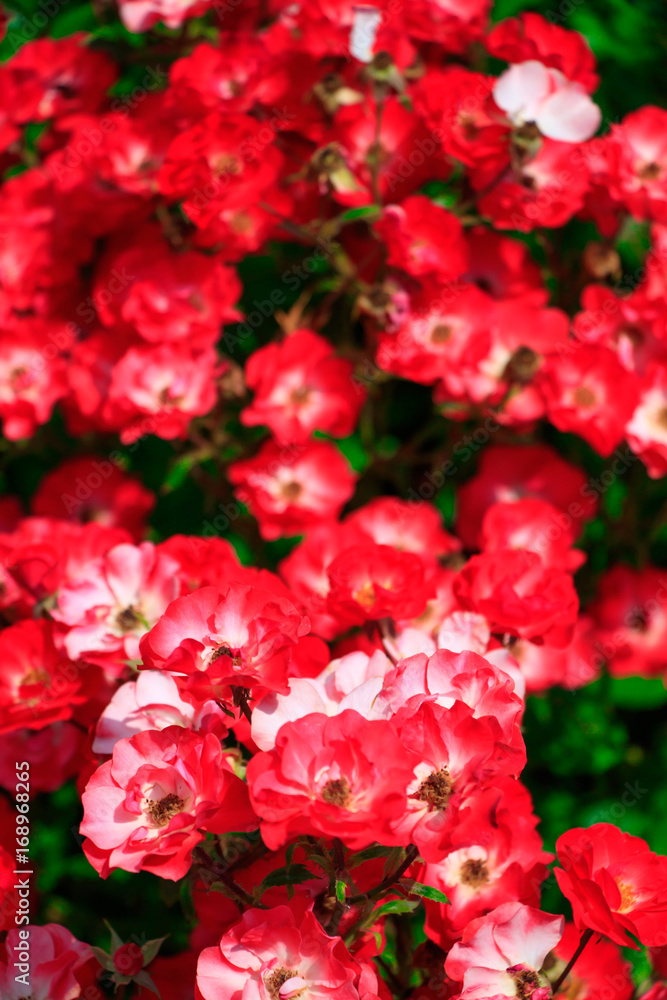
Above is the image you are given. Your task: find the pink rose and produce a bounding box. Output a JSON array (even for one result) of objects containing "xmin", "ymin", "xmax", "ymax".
[{"xmin": 80, "ymin": 725, "xmax": 257, "ymax": 880}]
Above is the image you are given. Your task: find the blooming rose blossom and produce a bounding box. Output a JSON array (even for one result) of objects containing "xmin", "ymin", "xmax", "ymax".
[
  {"xmin": 247, "ymin": 709, "xmax": 419, "ymax": 850},
  {"xmin": 242, "ymin": 329, "xmax": 365, "ymax": 445},
  {"xmin": 105, "ymin": 342, "xmax": 223, "ymax": 444},
  {"xmin": 589, "ymin": 565, "xmax": 667, "ymax": 678},
  {"xmin": 229, "ymin": 440, "xmax": 357, "ymax": 541},
  {"xmin": 555, "ymin": 824, "xmax": 667, "ymax": 948},
  {"xmin": 196, "ymin": 905, "xmax": 358, "ymax": 1000},
  {"xmin": 31, "ymin": 455, "xmax": 155, "ymax": 539},
  {"xmin": 327, "ymin": 542, "xmax": 430, "ymax": 623},
  {"xmin": 454, "ymin": 550, "xmax": 579, "ymax": 646},
  {"xmin": 485, "ymin": 13, "xmax": 598, "ymax": 91},
  {"xmin": 606, "ymin": 108, "xmax": 667, "ymax": 222},
  {"xmin": 372, "ymin": 649, "xmax": 524, "ymax": 740},
  {"xmin": 0, "ymin": 619, "xmax": 85, "ymax": 734},
  {"xmin": 81, "ymin": 726, "xmax": 257, "ymax": 879},
  {"xmin": 389, "ymin": 700, "xmax": 526, "ymax": 862},
  {"xmin": 52, "ymin": 541, "xmax": 181, "ymax": 666},
  {"xmin": 92, "ymin": 225, "xmax": 241, "ymax": 344},
  {"xmin": 251, "ymin": 648, "xmax": 393, "ymax": 751},
  {"xmin": 374, "ymin": 196, "xmax": 469, "ymax": 281},
  {"xmin": 139, "ymin": 582, "xmax": 310, "ymax": 693},
  {"xmin": 493, "ymin": 61, "xmax": 601, "ymax": 143},
  {"xmin": 445, "ymin": 901, "xmax": 564, "ymax": 1000},
  {"xmin": 480, "ymin": 499, "xmax": 585, "ymax": 572},
  {"xmin": 422, "ymin": 779, "xmax": 552, "ymax": 946},
  {"xmin": 0, "ymin": 923, "xmax": 94, "ymax": 1000},
  {"xmin": 0, "ymin": 321, "xmax": 68, "ymax": 440}
]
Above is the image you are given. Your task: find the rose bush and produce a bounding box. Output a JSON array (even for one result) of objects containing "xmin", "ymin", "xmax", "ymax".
[{"xmin": 1, "ymin": 1, "xmax": 667, "ymax": 999}]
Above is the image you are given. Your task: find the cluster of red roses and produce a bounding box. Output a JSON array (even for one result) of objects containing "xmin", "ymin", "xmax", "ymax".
[
  {"xmin": 1, "ymin": 3, "xmax": 667, "ymax": 462},
  {"xmin": 4, "ymin": 529, "xmax": 667, "ymax": 994},
  {"xmin": 2, "ymin": 0, "xmax": 667, "ymax": 998},
  {"xmin": 1, "ymin": 488, "xmax": 667, "ymax": 996}
]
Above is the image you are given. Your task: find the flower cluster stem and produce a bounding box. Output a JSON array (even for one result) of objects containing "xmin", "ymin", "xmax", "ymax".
[{"xmin": 551, "ymin": 928, "xmax": 594, "ymax": 994}]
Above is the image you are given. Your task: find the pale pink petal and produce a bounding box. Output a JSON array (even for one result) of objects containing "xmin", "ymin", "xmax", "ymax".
[
  {"xmin": 252, "ymin": 678, "xmax": 330, "ymax": 751},
  {"xmin": 536, "ymin": 86, "xmax": 601, "ymax": 142},
  {"xmin": 338, "ymin": 676, "xmax": 385, "ymax": 717},
  {"xmin": 493, "ymin": 61, "xmax": 552, "ymax": 124},
  {"xmin": 437, "ymin": 611, "xmax": 490, "ymax": 654}
]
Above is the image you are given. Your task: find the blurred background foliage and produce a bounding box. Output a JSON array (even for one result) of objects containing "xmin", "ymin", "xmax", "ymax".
[{"xmin": 0, "ymin": 0, "xmax": 666, "ymax": 987}]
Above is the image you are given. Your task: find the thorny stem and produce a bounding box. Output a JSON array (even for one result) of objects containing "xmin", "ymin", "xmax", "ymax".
[
  {"xmin": 347, "ymin": 844, "xmax": 419, "ymax": 905},
  {"xmin": 217, "ymin": 834, "xmax": 269, "ymax": 875},
  {"xmin": 193, "ymin": 846, "xmax": 267, "ymax": 910},
  {"xmin": 326, "ymin": 839, "xmax": 348, "ymax": 936},
  {"xmin": 331, "ymin": 838, "xmax": 346, "ymax": 875},
  {"xmin": 369, "ymin": 98, "xmax": 385, "ymax": 205},
  {"xmin": 325, "ymin": 843, "xmax": 420, "ymax": 937},
  {"xmin": 551, "ymin": 928, "xmax": 594, "ymax": 995},
  {"xmin": 257, "ymin": 202, "xmax": 327, "ymax": 244},
  {"xmin": 216, "ymin": 869, "xmax": 263, "ymax": 910},
  {"xmin": 327, "ymin": 895, "xmax": 346, "ymax": 937}
]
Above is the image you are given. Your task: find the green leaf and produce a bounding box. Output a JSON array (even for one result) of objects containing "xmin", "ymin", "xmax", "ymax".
[
  {"xmin": 284, "ymin": 844, "xmax": 299, "ymax": 900},
  {"xmin": 340, "ymin": 206, "xmax": 381, "ymax": 222},
  {"xmin": 141, "ymin": 935, "xmax": 168, "ymax": 966},
  {"xmin": 400, "ymin": 880, "xmax": 449, "ymax": 903},
  {"xmin": 51, "ymin": 1, "xmax": 96, "ymax": 36},
  {"xmin": 371, "ymin": 899, "xmax": 420, "ymax": 919},
  {"xmin": 256, "ymin": 864, "xmax": 315, "ymax": 898},
  {"xmin": 382, "ymin": 846, "xmax": 404, "ymax": 877},
  {"xmin": 332, "ymin": 432, "xmax": 369, "ymax": 473},
  {"xmin": 103, "ymin": 920, "xmax": 124, "ymax": 954},
  {"xmin": 133, "ymin": 969, "xmax": 162, "ymax": 997},
  {"xmin": 297, "ymin": 844, "xmax": 331, "ymax": 872},
  {"xmin": 348, "ymin": 845, "xmax": 395, "ymax": 868},
  {"xmin": 603, "ymin": 479, "xmax": 627, "ymax": 520},
  {"xmin": 89, "ymin": 946, "xmax": 115, "ymax": 972},
  {"xmin": 164, "ymin": 453, "xmax": 201, "ymax": 492},
  {"xmin": 609, "ymin": 676, "xmax": 667, "ymax": 709},
  {"xmin": 335, "ymin": 879, "xmax": 347, "ymax": 904},
  {"xmin": 435, "ymin": 483, "xmax": 456, "ymax": 530}
]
